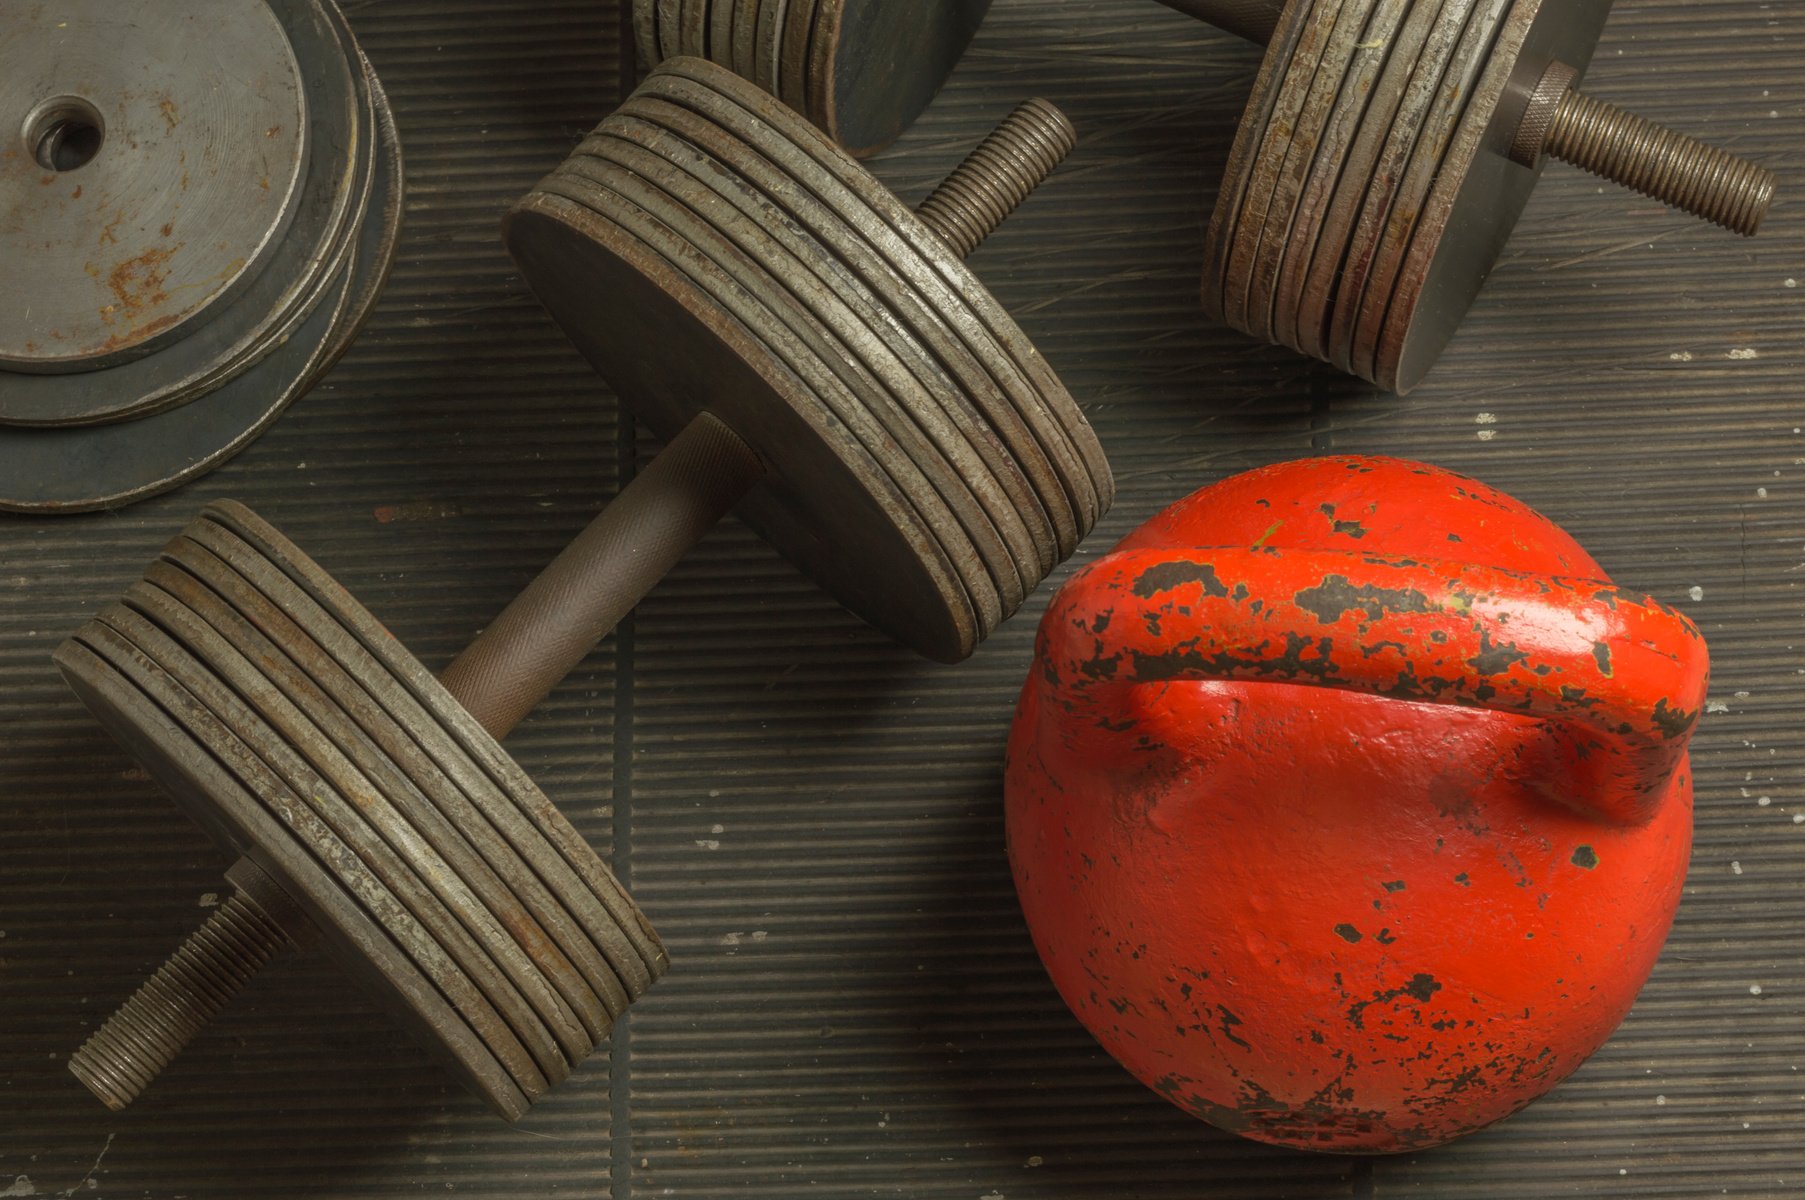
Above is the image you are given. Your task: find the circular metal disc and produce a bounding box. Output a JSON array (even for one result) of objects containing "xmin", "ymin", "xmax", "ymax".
[
  {"xmin": 1288, "ymin": 0, "xmax": 1450, "ymax": 361},
  {"xmin": 632, "ymin": 0, "xmax": 659, "ymax": 73},
  {"xmin": 506, "ymin": 187, "xmax": 982, "ymax": 662},
  {"xmin": 0, "ymin": 44, "xmax": 403, "ymax": 513},
  {"xmin": 56, "ymin": 621, "xmax": 532, "ymax": 1121},
  {"xmin": 91, "ymin": 600, "xmax": 556, "ymax": 1102},
  {"xmin": 1348, "ymin": 0, "xmax": 1509, "ymax": 383},
  {"xmin": 128, "ymin": 563, "xmax": 600, "ymax": 1066},
  {"xmin": 731, "ymin": 0, "xmax": 761, "ymax": 83},
  {"xmin": 175, "ymin": 515, "xmax": 657, "ymax": 1005},
  {"xmin": 594, "ymin": 100, "xmax": 1064, "ymax": 580},
  {"xmin": 756, "ymin": 0, "xmax": 791, "ymax": 94},
  {"xmin": 145, "ymin": 539, "xmax": 627, "ymax": 1038},
  {"xmin": 197, "ymin": 500, "xmax": 670, "ymax": 984},
  {"xmin": 558, "ymin": 140, "xmax": 1029, "ymax": 623},
  {"xmin": 0, "ymin": 0, "xmax": 358, "ymax": 428},
  {"xmin": 657, "ymin": 0, "xmax": 682, "ymax": 60},
  {"xmin": 1324, "ymin": 0, "xmax": 1478, "ymax": 375},
  {"xmin": 781, "ymin": 0, "xmax": 820, "ymax": 111},
  {"xmin": 648, "ymin": 60, "xmax": 1113, "ymax": 533},
  {"xmin": 1378, "ymin": 0, "xmax": 1613, "ymax": 393},
  {"xmin": 0, "ymin": 0, "xmax": 308, "ymax": 373},
  {"xmin": 806, "ymin": 0, "xmax": 994, "ymax": 159},
  {"xmin": 709, "ymin": 0, "xmax": 737, "ymax": 65},
  {"xmin": 680, "ymin": 0, "xmax": 708, "ymax": 56}
]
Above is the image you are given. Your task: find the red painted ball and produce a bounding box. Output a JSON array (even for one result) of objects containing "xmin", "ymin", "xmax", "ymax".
[{"xmin": 1005, "ymin": 457, "xmax": 1708, "ymax": 1152}]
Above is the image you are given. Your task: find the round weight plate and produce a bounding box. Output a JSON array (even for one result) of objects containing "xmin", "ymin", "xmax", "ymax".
[
  {"xmin": 731, "ymin": 0, "xmax": 761, "ymax": 82},
  {"xmin": 0, "ymin": 0, "xmax": 358, "ymax": 428},
  {"xmin": 1244, "ymin": 0, "xmax": 1381, "ymax": 344},
  {"xmin": 596, "ymin": 101, "xmax": 1063, "ymax": 580},
  {"xmin": 130, "ymin": 563, "xmax": 601, "ymax": 1062},
  {"xmin": 0, "ymin": 50, "xmax": 402, "ymax": 513},
  {"xmin": 781, "ymin": 0, "xmax": 820, "ymax": 111},
  {"xmin": 1289, "ymin": 0, "xmax": 1449, "ymax": 362},
  {"xmin": 680, "ymin": 0, "xmax": 708, "ymax": 56},
  {"xmin": 1324, "ymin": 0, "xmax": 1479, "ymax": 375},
  {"xmin": 806, "ymin": 0, "xmax": 993, "ymax": 158},
  {"xmin": 0, "ymin": 0, "xmax": 308, "ymax": 374},
  {"xmin": 1378, "ymin": 0, "xmax": 1614, "ymax": 393},
  {"xmin": 93, "ymin": 600, "xmax": 557, "ymax": 1099},
  {"xmin": 1348, "ymin": 0, "xmax": 1509, "ymax": 383},
  {"xmin": 1266, "ymin": 0, "xmax": 1408, "ymax": 352},
  {"xmin": 507, "ymin": 188, "xmax": 982, "ymax": 662},
  {"xmin": 564, "ymin": 136, "xmax": 1034, "ymax": 619},
  {"xmin": 1218, "ymin": 0, "xmax": 1351, "ymax": 337},
  {"xmin": 657, "ymin": 0, "xmax": 682, "ymax": 60},
  {"xmin": 1201, "ymin": 0, "xmax": 1320, "ymax": 324},
  {"xmin": 633, "ymin": 0, "xmax": 659, "ymax": 71},
  {"xmin": 174, "ymin": 523, "xmax": 649, "ymax": 1011},
  {"xmin": 56, "ymin": 621, "xmax": 533, "ymax": 1121},
  {"xmin": 647, "ymin": 61, "xmax": 1112, "ymax": 538},
  {"xmin": 146, "ymin": 538, "xmax": 628, "ymax": 1034},
  {"xmin": 531, "ymin": 162, "xmax": 1000, "ymax": 642},
  {"xmin": 708, "ymin": 0, "xmax": 736, "ymax": 64},
  {"xmin": 196, "ymin": 499, "xmax": 673, "ymax": 984},
  {"xmin": 756, "ymin": 0, "xmax": 790, "ymax": 94}
]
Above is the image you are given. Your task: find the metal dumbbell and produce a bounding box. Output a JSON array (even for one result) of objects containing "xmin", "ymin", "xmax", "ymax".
[
  {"xmin": 0, "ymin": 0, "xmax": 403, "ymax": 513},
  {"xmin": 61, "ymin": 58, "xmax": 1111, "ymax": 1121},
  {"xmin": 1155, "ymin": 0, "xmax": 1778, "ymax": 392},
  {"xmin": 630, "ymin": 0, "xmax": 992, "ymax": 156}
]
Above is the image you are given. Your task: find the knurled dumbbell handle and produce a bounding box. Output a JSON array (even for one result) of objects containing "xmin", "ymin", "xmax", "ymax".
[{"xmin": 438, "ymin": 412, "xmax": 764, "ymax": 742}]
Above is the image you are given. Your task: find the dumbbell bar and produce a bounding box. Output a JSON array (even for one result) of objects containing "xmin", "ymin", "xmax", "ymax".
[
  {"xmin": 63, "ymin": 58, "xmax": 1110, "ymax": 1120},
  {"xmin": 1167, "ymin": 0, "xmax": 1777, "ymax": 391}
]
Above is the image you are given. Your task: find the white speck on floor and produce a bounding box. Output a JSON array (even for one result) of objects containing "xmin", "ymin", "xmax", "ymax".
[
  {"xmin": 1, "ymin": 1176, "xmax": 36, "ymax": 1198},
  {"xmin": 1730, "ymin": 348, "xmax": 1760, "ymax": 360},
  {"xmin": 1475, "ymin": 413, "xmax": 1498, "ymax": 425},
  {"xmin": 1690, "ymin": 586, "xmax": 1706, "ymax": 601},
  {"xmin": 1759, "ymin": 487, "xmax": 1770, "ymax": 498},
  {"xmin": 198, "ymin": 893, "xmax": 218, "ymax": 908},
  {"xmin": 1751, "ymin": 984, "xmax": 1764, "ymax": 996},
  {"xmin": 710, "ymin": 824, "xmax": 725, "ymax": 834},
  {"xmin": 694, "ymin": 839, "xmax": 720, "ymax": 851},
  {"xmin": 1670, "ymin": 351, "xmax": 1695, "ymax": 362},
  {"xmin": 1760, "ymin": 796, "xmax": 1772, "ymax": 806},
  {"xmin": 1708, "ymin": 701, "xmax": 1731, "ymax": 714},
  {"xmin": 1732, "ymin": 861, "xmax": 1744, "ymax": 875}
]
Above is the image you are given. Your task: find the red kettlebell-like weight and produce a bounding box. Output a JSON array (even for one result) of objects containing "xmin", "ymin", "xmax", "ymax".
[{"xmin": 1004, "ymin": 457, "xmax": 1709, "ymax": 1152}]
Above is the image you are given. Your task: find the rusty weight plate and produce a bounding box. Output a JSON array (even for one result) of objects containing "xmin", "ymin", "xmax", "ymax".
[
  {"xmin": 1377, "ymin": 0, "xmax": 1615, "ymax": 394},
  {"xmin": 55, "ymin": 622, "xmax": 532, "ymax": 1121},
  {"xmin": 1347, "ymin": 0, "xmax": 1511, "ymax": 384},
  {"xmin": 780, "ymin": 0, "xmax": 820, "ymax": 111},
  {"xmin": 0, "ymin": 23, "xmax": 402, "ymax": 513},
  {"xmin": 649, "ymin": 60, "xmax": 1112, "ymax": 531},
  {"xmin": 1265, "ymin": 0, "xmax": 1411, "ymax": 352},
  {"xmin": 805, "ymin": 0, "xmax": 994, "ymax": 158},
  {"xmin": 0, "ymin": 0, "xmax": 309, "ymax": 375},
  {"xmin": 593, "ymin": 100, "xmax": 1065, "ymax": 580},
  {"xmin": 198, "ymin": 500, "xmax": 671, "ymax": 982},
  {"xmin": 632, "ymin": 0, "xmax": 659, "ymax": 70},
  {"xmin": 755, "ymin": 0, "xmax": 790, "ymax": 94},
  {"xmin": 680, "ymin": 0, "xmax": 708, "ymax": 56},
  {"xmin": 504, "ymin": 185, "xmax": 984, "ymax": 662},
  {"xmin": 0, "ymin": 0, "xmax": 358, "ymax": 427},
  {"xmin": 1288, "ymin": 0, "xmax": 1450, "ymax": 361},
  {"xmin": 126, "ymin": 562, "xmax": 604, "ymax": 1062},
  {"xmin": 177, "ymin": 513, "xmax": 660, "ymax": 1003},
  {"xmin": 89, "ymin": 601, "xmax": 558, "ymax": 1101},
  {"xmin": 560, "ymin": 137, "xmax": 1037, "ymax": 618},
  {"xmin": 144, "ymin": 541, "xmax": 628, "ymax": 1036}
]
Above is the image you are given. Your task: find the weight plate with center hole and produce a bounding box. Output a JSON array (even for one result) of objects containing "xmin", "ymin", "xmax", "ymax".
[
  {"xmin": 560, "ymin": 139, "xmax": 1035, "ymax": 619},
  {"xmin": 632, "ymin": 0, "xmax": 659, "ymax": 73},
  {"xmin": 731, "ymin": 0, "xmax": 761, "ymax": 84},
  {"xmin": 780, "ymin": 0, "xmax": 820, "ymax": 111},
  {"xmin": 129, "ymin": 562, "xmax": 604, "ymax": 1059},
  {"xmin": 91, "ymin": 600, "xmax": 559, "ymax": 1099},
  {"xmin": 177, "ymin": 512, "xmax": 661, "ymax": 999},
  {"xmin": 56, "ymin": 621, "xmax": 533, "ymax": 1121},
  {"xmin": 0, "ymin": 0, "xmax": 359, "ymax": 427},
  {"xmin": 805, "ymin": 0, "xmax": 993, "ymax": 158},
  {"xmin": 680, "ymin": 0, "xmax": 708, "ymax": 56},
  {"xmin": 593, "ymin": 101, "xmax": 1065, "ymax": 578},
  {"xmin": 755, "ymin": 0, "xmax": 790, "ymax": 95},
  {"xmin": 0, "ymin": 0, "xmax": 309, "ymax": 374}
]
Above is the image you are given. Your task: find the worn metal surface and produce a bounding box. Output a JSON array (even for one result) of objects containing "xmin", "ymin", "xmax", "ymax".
[
  {"xmin": 2, "ymin": 0, "xmax": 1802, "ymax": 1194},
  {"xmin": 1007, "ymin": 457, "xmax": 1708, "ymax": 1151}
]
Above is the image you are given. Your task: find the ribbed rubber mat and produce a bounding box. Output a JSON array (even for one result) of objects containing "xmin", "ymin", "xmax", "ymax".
[{"xmin": 2, "ymin": 0, "xmax": 1800, "ymax": 1196}]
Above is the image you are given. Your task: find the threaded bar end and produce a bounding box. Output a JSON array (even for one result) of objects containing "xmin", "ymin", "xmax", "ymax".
[
  {"xmin": 1547, "ymin": 89, "xmax": 1776, "ymax": 237},
  {"xmin": 915, "ymin": 98, "xmax": 1077, "ymax": 259},
  {"xmin": 69, "ymin": 869, "xmax": 295, "ymax": 1110}
]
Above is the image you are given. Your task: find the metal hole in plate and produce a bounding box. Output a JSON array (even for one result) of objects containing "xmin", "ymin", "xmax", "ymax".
[{"xmin": 24, "ymin": 95, "xmax": 106, "ymax": 173}]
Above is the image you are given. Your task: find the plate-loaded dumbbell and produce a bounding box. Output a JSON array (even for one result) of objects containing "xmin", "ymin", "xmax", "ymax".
[
  {"xmin": 1155, "ymin": 0, "xmax": 1778, "ymax": 392},
  {"xmin": 60, "ymin": 58, "xmax": 1111, "ymax": 1121},
  {"xmin": 629, "ymin": 0, "xmax": 992, "ymax": 156}
]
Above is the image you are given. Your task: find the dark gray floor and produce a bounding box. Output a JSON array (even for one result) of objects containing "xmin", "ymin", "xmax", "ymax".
[{"xmin": 3, "ymin": 0, "xmax": 1802, "ymax": 1195}]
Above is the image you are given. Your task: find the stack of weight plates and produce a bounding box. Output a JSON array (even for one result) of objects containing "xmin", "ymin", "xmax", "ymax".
[
  {"xmin": 1201, "ymin": 0, "xmax": 1609, "ymax": 393},
  {"xmin": 55, "ymin": 501, "xmax": 667, "ymax": 1120},
  {"xmin": 0, "ymin": 0, "xmax": 404, "ymax": 513},
  {"xmin": 506, "ymin": 59, "xmax": 1114, "ymax": 664},
  {"xmin": 631, "ymin": 0, "xmax": 993, "ymax": 157}
]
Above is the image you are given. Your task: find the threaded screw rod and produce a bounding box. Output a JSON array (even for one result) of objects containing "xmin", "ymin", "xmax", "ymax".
[
  {"xmin": 916, "ymin": 99, "xmax": 1078, "ymax": 259},
  {"xmin": 1511, "ymin": 61, "xmax": 1776, "ymax": 237},
  {"xmin": 69, "ymin": 858, "xmax": 302, "ymax": 1110}
]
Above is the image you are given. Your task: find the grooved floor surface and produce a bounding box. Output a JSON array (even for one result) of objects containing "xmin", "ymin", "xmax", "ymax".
[{"xmin": 3, "ymin": 1, "xmax": 1802, "ymax": 1196}]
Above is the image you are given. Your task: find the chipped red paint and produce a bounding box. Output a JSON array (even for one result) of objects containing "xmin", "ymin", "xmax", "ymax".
[{"xmin": 1005, "ymin": 457, "xmax": 1708, "ymax": 1153}]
